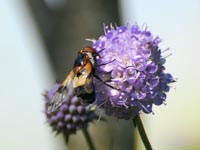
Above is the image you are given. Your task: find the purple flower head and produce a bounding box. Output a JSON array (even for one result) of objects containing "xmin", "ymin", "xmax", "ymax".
[
  {"xmin": 92, "ymin": 24, "xmax": 174, "ymax": 119},
  {"xmin": 44, "ymin": 83, "xmax": 97, "ymax": 140}
]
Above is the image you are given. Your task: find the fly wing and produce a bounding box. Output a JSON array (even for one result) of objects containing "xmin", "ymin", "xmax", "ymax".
[
  {"xmin": 47, "ymin": 87, "xmax": 66, "ymax": 113},
  {"xmin": 47, "ymin": 71, "xmax": 75, "ymax": 114}
]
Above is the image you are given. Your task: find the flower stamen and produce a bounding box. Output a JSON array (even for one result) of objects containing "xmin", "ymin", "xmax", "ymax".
[{"xmin": 93, "ymin": 24, "xmax": 174, "ymax": 119}]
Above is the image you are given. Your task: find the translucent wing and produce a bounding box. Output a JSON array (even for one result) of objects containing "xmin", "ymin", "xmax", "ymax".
[
  {"xmin": 47, "ymin": 87, "xmax": 68, "ymax": 113},
  {"xmin": 47, "ymin": 71, "xmax": 75, "ymax": 114}
]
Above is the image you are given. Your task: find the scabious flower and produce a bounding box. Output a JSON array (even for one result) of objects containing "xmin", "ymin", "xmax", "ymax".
[
  {"xmin": 44, "ymin": 83, "xmax": 97, "ymax": 140},
  {"xmin": 92, "ymin": 24, "xmax": 174, "ymax": 119}
]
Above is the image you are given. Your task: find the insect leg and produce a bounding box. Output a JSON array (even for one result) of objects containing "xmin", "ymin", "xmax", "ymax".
[
  {"xmin": 96, "ymin": 59, "xmax": 116, "ymax": 68},
  {"xmin": 94, "ymin": 74, "xmax": 126, "ymax": 93}
]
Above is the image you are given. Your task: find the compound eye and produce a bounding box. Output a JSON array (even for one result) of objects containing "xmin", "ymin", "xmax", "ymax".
[{"xmin": 74, "ymin": 54, "xmax": 85, "ymax": 67}]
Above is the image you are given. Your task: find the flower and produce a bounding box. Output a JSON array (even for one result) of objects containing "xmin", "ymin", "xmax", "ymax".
[
  {"xmin": 92, "ymin": 24, "xmax": 174, "ymax": 119},
  {"xmin": 44, "ymin": 83, "xmax": 97, "ymax": 140}
]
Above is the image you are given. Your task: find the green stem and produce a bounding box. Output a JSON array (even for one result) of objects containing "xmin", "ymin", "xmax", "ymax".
[
  {"xmin": 134, "ymin": 115, "xmax": 152, "ymax": 150},
  {"xmin": 82, "ymin": 128, "xmax": 95, "ymax": 150}
]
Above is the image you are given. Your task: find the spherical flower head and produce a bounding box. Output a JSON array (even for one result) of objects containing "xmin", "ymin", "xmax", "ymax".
[
  {"xmin": 44, "ymin": 84, "xmax": 97, "ymax": 139},
  {"xmin": 92, "ymin": 24, "xmax": 174, "ymax": 120}
]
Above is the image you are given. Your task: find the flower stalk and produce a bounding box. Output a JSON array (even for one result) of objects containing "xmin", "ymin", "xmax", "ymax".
[
  {"xmin": 82, "ymin": 128, "xmax": 95, "ymax": 150},
  {"xmin": 134, "ymin": 115, "xmax": 152, "ymax": 150}
]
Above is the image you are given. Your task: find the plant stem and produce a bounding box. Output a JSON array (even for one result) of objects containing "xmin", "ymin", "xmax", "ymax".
[
  {"xmin": 134, "ymin": 115, "xmax": 152, "ymax": 150},
  {"xmin": 82, "ymin": 128, "xmax": 95, "ymax": 150}
]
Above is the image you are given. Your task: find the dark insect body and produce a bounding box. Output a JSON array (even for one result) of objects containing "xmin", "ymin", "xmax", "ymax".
[{"xmin": 47, "ymin": 47, "xmax": 99, "ymax": 113}]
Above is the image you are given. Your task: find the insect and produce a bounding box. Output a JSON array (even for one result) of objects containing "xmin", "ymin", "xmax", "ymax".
[
  {"xmin": 47, "ymin": 47, "xmax": 99, "ymax": 113},
  {"xmin": 73, "ymin": 47, "xmax": 99, "ymax": 104}
]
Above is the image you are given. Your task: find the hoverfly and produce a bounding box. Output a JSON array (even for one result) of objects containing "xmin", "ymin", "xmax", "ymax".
[{"xmin": 47, "ymin": 47, "xmax": 99, "ymax": 113}]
